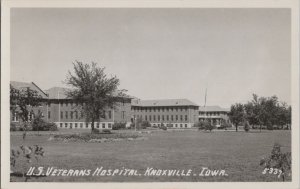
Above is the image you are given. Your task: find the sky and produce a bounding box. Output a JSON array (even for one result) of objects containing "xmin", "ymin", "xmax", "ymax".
[{"xmin": 10, "ymin": 8, "xmax": 291, "ymax": 108}]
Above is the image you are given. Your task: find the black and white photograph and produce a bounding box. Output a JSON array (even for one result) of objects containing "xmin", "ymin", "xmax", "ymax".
[{"xmin": 1, "ymin": 0, "xmax": 299, "ymax": 189}]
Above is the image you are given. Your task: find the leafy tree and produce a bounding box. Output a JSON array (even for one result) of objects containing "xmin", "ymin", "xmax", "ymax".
[
  {"xmin": 228, "ymin": 103, "xmax": 245, "ymax": 132},
  {"xmin": 10, "ymin": 86, "xmax": 43, "ymax": 135},
  {"xmin": 244, "ymin": 94, "xmax": 289, "ymax": 131},
  {"xmin": 65, "ymin": 61, "xmax": 126, "ymax": 132}
]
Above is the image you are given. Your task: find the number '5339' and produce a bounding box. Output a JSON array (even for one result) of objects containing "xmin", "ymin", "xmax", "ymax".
[{"xmin": 262, "ymin": 168, "xmax": 282, "ymax": 178}]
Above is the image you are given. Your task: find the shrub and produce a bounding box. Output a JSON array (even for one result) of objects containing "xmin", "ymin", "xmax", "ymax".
[
  {"xmin": 141, "ymin": 121, "xmax": 151, "ymax": 128},
  {"xmin": 10, "ymin": 123, "xmax": 17, "ymax": 131},
  {"xmin": 244, "ymin": 121, "xmax": 250, "ymax": 132},
  {"xmin": 166, "ymin": 123, "xmax": 173, "ymax": 128},
  {"xmin": 160, "ymin": 125, "xmax": 167, "ymax": 130},
  {"xmin": 102, "ymin": 129, "xmax": 112, "ymax": 134},
  {"xmin": 196, "ymin": 120, "xmax": 215, "ymax": 132},
  {"xmin": 112, "ymin": 122, "xmax": 126, "ymax": 130},
  {"xmin": 91, "ymin": 128, "xmax": 100, "ymax": 134},
  {"xmin": 260, "ymin": 143, "xmax": 291, "ymax": 181}
]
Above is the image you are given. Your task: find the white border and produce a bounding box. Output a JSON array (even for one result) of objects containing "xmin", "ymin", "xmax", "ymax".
[{"xmin": 1, "ymin": 0, "xmax": 299, "ymax": 189}]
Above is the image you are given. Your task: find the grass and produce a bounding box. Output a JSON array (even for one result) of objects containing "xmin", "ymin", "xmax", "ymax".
[{"xmin": 10, "ymin": 129, "xmax": 291, "ymax": 182}]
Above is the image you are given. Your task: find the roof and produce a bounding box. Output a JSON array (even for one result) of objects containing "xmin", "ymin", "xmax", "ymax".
[
  {"xmin": 131, "ymin": 99, "xmax": 199, "ymax": 107},
  {"xmin": 199, "ymin": 106, "xmax": 229, "ymax": 112},
  {"xmin": 45, "ymin": 87, "xmax": 70, "ymax": 99},
  {"xmin": 10, "ymin": 81, "xmax": 48, "ymax": 98},
  {"xmin": 45, "ymin": 87, "xmax": 134, "ymax": 100}
]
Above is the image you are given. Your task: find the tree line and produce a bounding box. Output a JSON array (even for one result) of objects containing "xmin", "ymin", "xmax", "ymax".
[{"xmin": 229, "ymin": 94, "xmax": 291, "ymax": 132}]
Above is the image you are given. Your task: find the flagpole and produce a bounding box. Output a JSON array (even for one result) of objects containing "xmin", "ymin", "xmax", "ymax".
[{"xmin": 204, "ymin": 87, "xmax": 207, "ymax": 121}]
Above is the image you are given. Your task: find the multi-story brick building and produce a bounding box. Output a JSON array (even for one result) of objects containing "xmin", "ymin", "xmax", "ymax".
[
  {"xmin": 198, "ymin": 106, "xmax": 230, "ymax": 127},
  {"xmin": 131, "ymin": 99, "xmax": 199, "ymax": 128},
  {"xmin": 12, "ymin": 81, "xmax": 227, "ymax": 130},
  {"xmin": 10, "ymin": 81, "xmax": 133, "ymax": 129},
  {"xmin": 45, "ymin": 87, "xmax": 133, "ymax": 129},
  {"xmin": 10, "ymin": 81, "xmax": 49, "ymax": 127}
]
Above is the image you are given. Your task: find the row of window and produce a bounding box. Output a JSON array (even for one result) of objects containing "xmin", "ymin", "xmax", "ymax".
[
  {"xmin": 153, "ymin": 123, "xmax": 189, "ymax": 128},
  {"xmin": 60, "ymin": 111, "xmax": 112, "ymax": 120},
  {"xmin": 135, "ymin": 114, "xmax": 189, "ymax": 122},
  {"xmin": 199, "ymin": 112, "xmax": 227, "ymax": 116},
  {"xmin": 59, "ymin": 122, "xmax": 112, "ymax": 129},
  {"xmin": 132, "ymin": 107, "xmax": 192, "ymax": 113},
  {"xmin": 55, "ymin": 101, "xmax": 127, "ymax": 107}
]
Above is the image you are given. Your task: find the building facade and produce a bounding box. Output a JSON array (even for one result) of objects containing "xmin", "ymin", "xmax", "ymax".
[
  {"xmin": 198, "ymin": 106, "xmax": 230, "ymax": 127},
  {"xmin": 45, "ymin": 87, "xmax": 133, "ymax": 129},
  {"xmin": 11, "ymin": 81, "xmax": 229, "ymax": 130},
  {"xmin": 131, "ymin": 99, "xmax": 199, "ymax": 128}
]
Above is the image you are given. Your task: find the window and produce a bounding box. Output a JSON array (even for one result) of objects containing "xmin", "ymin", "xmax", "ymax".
[
  {"xmin": 185, "ymin": 124, "xmax": 187, "ymax": 128},
  {"xmin": 65, "ymin": 111, "xmax": 68, "ymax": 119},
  {"xmin": 180, "ymin": 115, "xmax": 183, "ymax": 121},
  {"xmin": 86, "ymin": 123, "xmax": 89, "ymax": 128},
  {"xmin": 171, "ymin": 115, "xmax": 173, "ymax": 121},
  {"xmin": 75, "ymin": 123, "xmax": 78, "ymax": 128},
  {"xmin": 149, "ymin": 115, "xmax": 152, "ymax": 121},
  {"xmin": 158, "ymin": 115, "xmax": 160, "ymax": 121},
  {"xmin": 60, "ymin": 123, "xmax": 63, "ymax": 128},
  {"xmin": 185, "ymin": 115, "xmax": 188, "ymax": 121},
  {"xmin": 153, "ymin": 115, "xmax": 156, "ymax": 121},
  {"xmin": 162, "ymin": 115, "xmax": 164, "ymax": 121},
  {"xmin": 166, "ymin": 115, "xmax": 169, "ymax": 121},
  {"xmin": 145, "ymin": 115, "xmax": 147, "ymax": 121},
  {"xmin": 75, "ymin": 111, "xmax": 78, "ymax": 119},
  {"xmin": 97, "ymin": 123, "xmax": 100, "ymax": 128},
  {"xmin": 70, "ymin": 123, "xmax": 73, "ymax": 128},
  {"xmin": 102, "ymin": 123, "xmax": 105, "ymax": 128},
  {"xmin": 48, "ymin": 111, "xmax": 51, "ymax": 119},
  {"xmin": 80, "ymin": 123, "xmax": 83, "ymax": 128},
  {"xmin": 158, "ymin": 108, "xmax": 160, "ymax": 112},
  {"xmin": 176, "ymin": 115, "xmax": 178, "ymax": 121},
  {"xmin": 65, "ymin": 123, "xmax": 68, "ymax": 128},
  {"xmin": 60, "ymin": 111, "xmax": 63, "ymax": 119},
  {"xmin": 108, "ymin": 123, "xmax": 112, "ymax": 128},
  {"xmin": 70, "ymin": 112, "xmax": 73, "ymax": 119},
  {"xmin": 180, "ymin": 124, "xmax": 183, "ymax": 128}
]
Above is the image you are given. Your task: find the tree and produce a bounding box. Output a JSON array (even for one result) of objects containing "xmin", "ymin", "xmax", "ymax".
[
  {"xmin": 65, "ymin": 61, "xmax": 126, "ymax": 132},
  {"xmin": 196, "ymin": 120, "xmax": 215, "ymax": 132},
  {"xmin": 245, "ymin": 94, "xmax": 284, "ymax": 132},
  {"xmin": 10, "ymin": 86, "xmax": 43, "ymax": 134},
  {"xmin": 228, "ymin": 103, "xmax": 245, "ymax": 132}
]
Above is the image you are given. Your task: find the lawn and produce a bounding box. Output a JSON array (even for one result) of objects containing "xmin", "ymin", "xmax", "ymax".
[{"xmin": 10, "ymin": 129, "xmax": 291, "ymax": 182}]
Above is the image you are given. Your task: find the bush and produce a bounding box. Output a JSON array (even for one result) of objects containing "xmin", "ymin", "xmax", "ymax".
[
  {"xmin": 160, "ymin": 125, "xmax": 167, "ymax": 130},
  {"xmin": 141, "ymin": 121, "xmax": 151, "ymax": 129},
  {"xmin": 260, "ymin": 143, "xmax": 291, "ymax": 181},
  {"xmin": 91, "ymin": 128, "xmax": 100, "ymax": 134},
  {"xmin": 244, "ymin": 122, "xmax": 250, "ymax": 132},
  {"xmin": 166, "ymin": 123, "xmax": 173, "ymax": 128},
  {"xmin": 102, "ymin": 129, "xmax": 112, "ymax": 134},
  {"xmin": 10, "ymin": 123, "xmax": 17, "ymax": 131},
  {"xmin": 112, "ymin": 122, "xmax": 126, "ymax": 130},
  {"xmin": 196, "ymin": 120, "xmax": 215, "ymax": 132}
]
